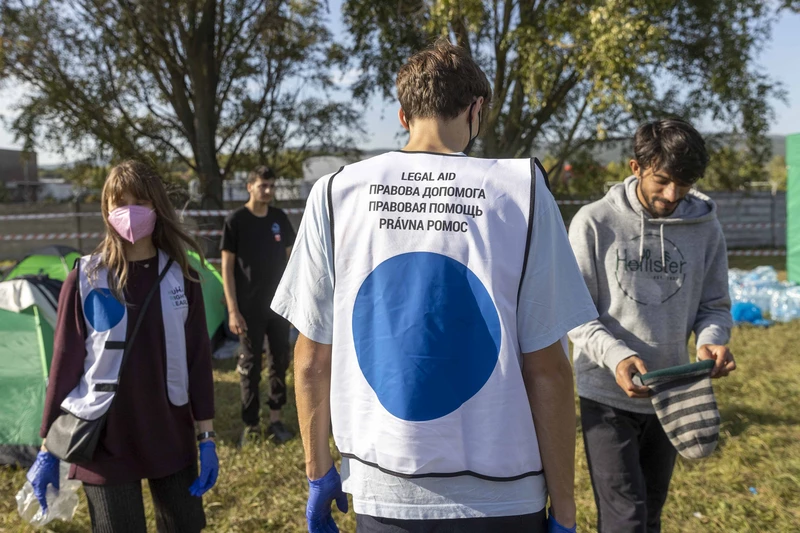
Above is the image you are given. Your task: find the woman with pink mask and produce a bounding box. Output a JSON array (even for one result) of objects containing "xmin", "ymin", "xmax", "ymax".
[{"xmin": 26, "ymin": 160, "xmax": 218, "ymax": 532}]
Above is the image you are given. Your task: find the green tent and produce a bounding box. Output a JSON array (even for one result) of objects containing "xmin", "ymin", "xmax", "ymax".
[
  {"xmin": 0, "ymin": 252, "xmax": 224, "ymax": 466},
  {"xmin": 187, "ymin": 251, "xmax": 227, "ymax": 342},
  {"xmin": 3, "ymin": 245, "xmax": 81, "ymax": 282},
  {"xmin": 6, "ymin": 247, "xmax": 227, "ymax": 339},
  {"xmin": 0, "ymin": 277, "xmax": 61, "ymax": 466}
]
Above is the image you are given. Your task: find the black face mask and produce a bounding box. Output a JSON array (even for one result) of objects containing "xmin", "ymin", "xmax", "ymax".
[{"xmin": 464, "ymin": 102, "xmax": 482, "ymax": 156}]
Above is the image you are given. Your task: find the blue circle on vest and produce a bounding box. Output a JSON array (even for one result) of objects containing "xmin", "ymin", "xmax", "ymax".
[
  {"xmin": 352, "ymin": 252, "xmax": 501, "ymax": 422},
  {"xmin": 84, "ymin": 288, "xmax": 125, "ymax": 332}
]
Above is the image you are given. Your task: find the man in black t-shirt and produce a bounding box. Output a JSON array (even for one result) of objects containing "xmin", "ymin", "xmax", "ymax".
[{"xmin": 220, "ymin": 166, "xmax": 296, "ymax": 445}]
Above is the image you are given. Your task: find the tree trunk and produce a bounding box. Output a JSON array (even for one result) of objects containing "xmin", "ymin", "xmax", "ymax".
[
  {"xmin": 196, "ymin": 156, "xmax": 223, "ymax": 209},
  {"xmin": 192, "ymin": 0, "xmax": 222, "ymax": 210}
]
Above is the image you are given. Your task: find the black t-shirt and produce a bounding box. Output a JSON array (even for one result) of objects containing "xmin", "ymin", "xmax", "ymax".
[{"xmin": 220, "ymin": 206, "xmax": 296, "ymax": 312}]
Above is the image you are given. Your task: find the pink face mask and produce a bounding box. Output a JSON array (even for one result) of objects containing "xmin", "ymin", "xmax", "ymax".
[{"xmin": 108, "ymin": 205, "xmax": 157, "ymax": 243}]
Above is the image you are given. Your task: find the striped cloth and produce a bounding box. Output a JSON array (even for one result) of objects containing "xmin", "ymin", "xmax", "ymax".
[{"xmin": 641, "ymin": 360, "xmax": 720, "ymax": 459}]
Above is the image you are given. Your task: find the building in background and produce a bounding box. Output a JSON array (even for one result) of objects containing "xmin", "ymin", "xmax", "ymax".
[
  {"xmin": 0, "ymin": 148, "xmax": 37, "ymax": 183},
  {"xmin": 0, "ymin": 148, "xmax": 38, "ymax": 201}
]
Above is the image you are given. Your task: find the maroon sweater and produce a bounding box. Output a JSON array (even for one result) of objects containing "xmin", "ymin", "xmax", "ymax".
[{"xmin": 40, "ymin": 256, "xmax": 215, "ymax": 485}]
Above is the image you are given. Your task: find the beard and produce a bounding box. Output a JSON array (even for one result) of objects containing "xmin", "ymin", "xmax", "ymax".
[
  {"xmin": 638, "ymin": 181, "xmax": 681, "ymax": 217},
  {"xmin": 648, "ymin": 196, "xmax": 681, "ymax": 217}
]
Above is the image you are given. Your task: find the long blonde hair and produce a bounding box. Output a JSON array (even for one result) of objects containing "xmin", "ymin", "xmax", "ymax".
[{"xmin": 89, "ymin": 160, "xmax": 206, "ymax": 301}]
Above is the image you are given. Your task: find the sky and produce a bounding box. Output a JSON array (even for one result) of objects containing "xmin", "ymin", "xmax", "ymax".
[{"xmin": 1, "ymin": 6, "xmax": 799, "ymax": 166}]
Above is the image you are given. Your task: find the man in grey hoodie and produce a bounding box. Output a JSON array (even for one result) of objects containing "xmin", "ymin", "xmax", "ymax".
[{"xmin": 568, "ymin": 119, "xmax": 736, "ymax": 533}]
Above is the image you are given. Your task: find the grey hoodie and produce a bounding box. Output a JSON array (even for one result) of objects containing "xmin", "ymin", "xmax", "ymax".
[{"xmin": 568, "ymin": 176, "xmax": 732, "ymax": 414}]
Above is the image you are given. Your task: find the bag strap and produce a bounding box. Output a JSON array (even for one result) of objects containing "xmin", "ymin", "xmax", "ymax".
[{"xmin": 112, "ymin": 258, "xmax": 175, "ymax": 389}]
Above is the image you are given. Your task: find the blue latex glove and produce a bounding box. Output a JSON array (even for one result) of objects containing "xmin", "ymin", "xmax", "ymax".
[
  {"xmin": 548, "ymin": 509, "xmax": 577, "ymax": 533},
  {"xmin": 306, "ymin": 464, "xmax": 348, "ymax": 533},
  {"xmin": 26, "ymin": 451, "xmax": 60, "ymax": 513},
  {"xmin": 189, "ymin": 441, "xmax": 219, "ymax": 497}
]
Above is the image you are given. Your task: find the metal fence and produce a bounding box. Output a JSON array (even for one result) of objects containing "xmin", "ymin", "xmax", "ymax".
[{"xmin": 0, "ymin": 190, "xmax": 789, "ymax": 259}]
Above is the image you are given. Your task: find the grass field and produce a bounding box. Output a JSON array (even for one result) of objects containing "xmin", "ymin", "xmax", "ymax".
[{"xmin": 1, "ymin": 257, "xmax": 798, "ymax": 532}]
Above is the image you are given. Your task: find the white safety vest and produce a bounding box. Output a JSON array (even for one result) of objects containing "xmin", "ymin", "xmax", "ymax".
[
  {"xmin": 61, "ymin": 250, "xmax": 189, "ymax": 420},
  {"xmin": 328, "ymin": 151, "xmax": 543, "ymax": 481}
]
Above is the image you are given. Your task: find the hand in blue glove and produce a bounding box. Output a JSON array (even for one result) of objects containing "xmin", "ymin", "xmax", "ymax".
[
  {"xmin": 548, "ymin": 508, "xmax": 577, "ymax": 533},
  {"xmin": 189, "ymin": 441, "xmax": 219, "ymax": 497},
  {"xmin": 306, "ymin": 464, "xmax": 348, "ymax": 533},
  {"xmin": 26, "ymin": 451, "xmax": 60, "ymax": 513}
]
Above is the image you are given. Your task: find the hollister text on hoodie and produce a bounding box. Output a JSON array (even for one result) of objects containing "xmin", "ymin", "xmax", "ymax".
[{"xmin": 568, "ymin": 176, "xmax": 733, "ymax": 414}]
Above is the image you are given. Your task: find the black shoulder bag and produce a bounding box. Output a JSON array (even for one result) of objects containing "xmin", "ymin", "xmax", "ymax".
[{"xmin": 45, "ymin": 259, "xmax": 174, "ymax": 464}]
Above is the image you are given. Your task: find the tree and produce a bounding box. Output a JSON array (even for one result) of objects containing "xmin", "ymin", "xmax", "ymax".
[
  {"xmin": 605, "ymin": 160, "xmax": 633, "ymax": 184},
  {"xmin": 767, "ymin": 154, "xmax": 787, "ymax": 191},
  {"xmin": 702, "ymin": 145, "xmax": 756, "ymax": 191},
  {"xmin": 342, "ymin": 0, "xmax": 789, "ymax": 178},
  {"xmin": 0, "ymin": 0, "xmax": 359, "ymax": 208},
  {"xmin": 221, "ymin": 146, "xmax": 363, "ymax": 180},
  {"xmin": 544, "ymin": 151, "xmax": 615, "ymax": 198},
  {"xmin": 699, "ymin": 133, "xmax": 788, "ymax": 191},
  {"xmin": 0, "ymin": 181, "xmax": 10, "ymax": 203}
]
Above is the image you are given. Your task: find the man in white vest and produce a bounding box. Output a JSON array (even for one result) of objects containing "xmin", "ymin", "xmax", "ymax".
[{"xmin": 271, "ymin": 39, "xmax": 598, "ymax": 533}]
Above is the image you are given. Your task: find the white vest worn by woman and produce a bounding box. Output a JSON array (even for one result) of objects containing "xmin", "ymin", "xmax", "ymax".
[
  {"xmin": 328, "ymin": 151, "xmax": 543, "ymax": 481},
  {"xmin": 60, "ymin": 250, "xmax": 189, "ymax": 420}
]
